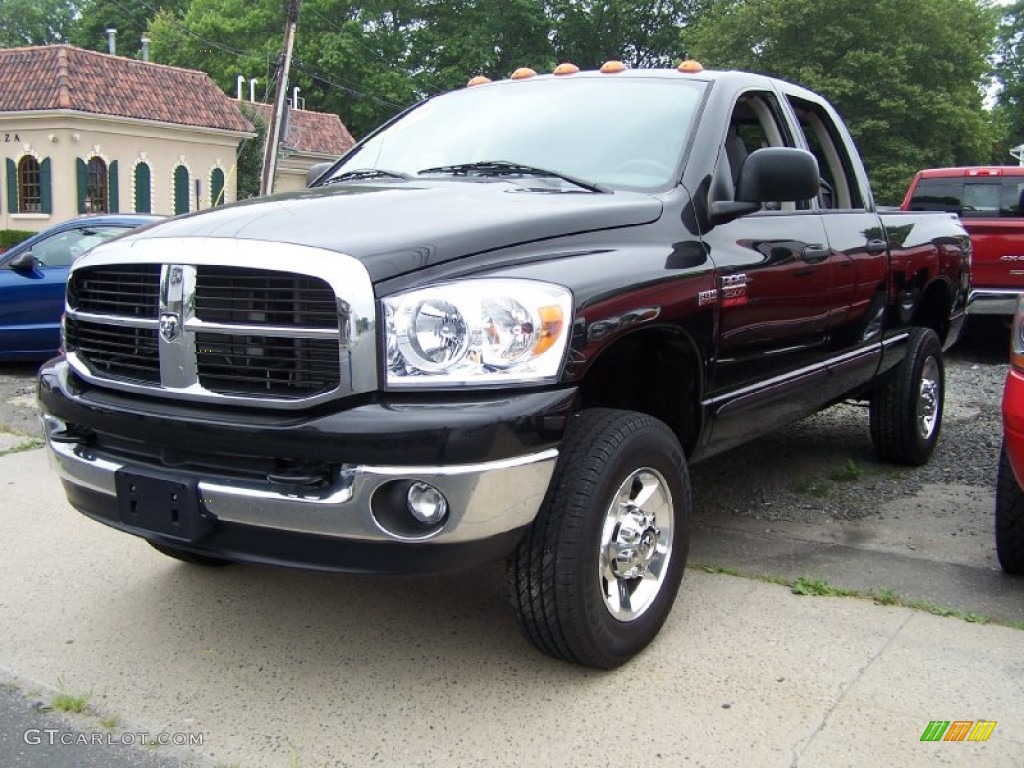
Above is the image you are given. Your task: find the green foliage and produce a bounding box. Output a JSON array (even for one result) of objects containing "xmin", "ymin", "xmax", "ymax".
[
  {"xmin": 0, "ymin": 230, "xmax": 35, "ymax": 249},
  {"xmin": 548, "ymin": 0, "xmax": 708, "ymax": 69},
  {"xmin": 0, "ymin": 0, "xmax": 80, "ymax": 46},
  {"xmin": 70, "ymin": 0, "xmax": 187, "ymax": 55},
  {"xmin": 790, "ymin": 576, "xmax": 855, "ymax": 597},
  {"xmin": 684, "ymin": 0, "xmax": 998, "ymax": 205},
  {"xmin": 237, "ymin": 103, "xmax": 267, "ymax": 199},
  {"xmin": 992, "ymin": 1, "xmax": 1024, "ymax": 157},
  {"xmin": 830, "ymin": 459, "xmax": 864, "ymax": 483},
  {"xmin": 51, "ymin": 676, "xmax": 90, "ymax": 714}
]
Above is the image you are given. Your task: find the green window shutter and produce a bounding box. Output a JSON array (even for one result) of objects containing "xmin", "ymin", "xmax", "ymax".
[
  {"xmin": 211, "ymin": 168, "xmax": 225, "ymax": 207},
  {"xmin": 5, "ymin": 158, "xmax": 15, "ymax": 214},
  {"xmin": 134, "ymin": 163, "xmax": 151, "ymax": 213},
  {"xmin": 40, "ymin": 157, "xmax": 52, "ymax": 214},
  {"xmin": 107, "ymin": 160, "xmax": 119, "ymax": 213},
  {"xmin": 173, "ymin": 166, "xmax": 189, "ymax": 215},
  {"xmin": 76, "ymin": 158, "xmax": 87, "ymax": 214}
]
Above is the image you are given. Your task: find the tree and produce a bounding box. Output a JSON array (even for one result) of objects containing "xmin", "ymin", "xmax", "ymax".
[
  {"xmin": 237, "ymin": 103, "xmax": 268, "ymax": 198},
  {"xmin": 548, "ymin": 0, "xmax": 709, "ymax": 70},
  {"xmin": 0, "ymin": 0, "xmax": 80, "ymax": 46},
  {"xmin": 992, "ymin": 1, "xmax": 1024, "ymax": 160},
  {"xmin": 70, "ymin": 0, "xmax": 188, "ymax": 56},
  {"xmin": 683, "ymin": 0, "xmax": 997, "ymax": 204}
]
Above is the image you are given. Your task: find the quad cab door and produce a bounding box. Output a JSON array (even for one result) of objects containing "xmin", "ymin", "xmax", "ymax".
[{"xmin": 701, "ymin": 90, "xmax": 836, "ymax": 453}]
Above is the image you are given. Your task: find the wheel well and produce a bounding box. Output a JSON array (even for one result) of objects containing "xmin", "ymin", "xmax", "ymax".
[
  {"xmin": 913, "ymin": 280, "xmax": 953, "ymax": 344},
  {"xmin": 575, "ymin": 329, "xmax": 703, "ymax": 456}
]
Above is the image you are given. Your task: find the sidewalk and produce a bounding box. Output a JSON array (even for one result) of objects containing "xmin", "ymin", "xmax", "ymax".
[{"xmin": 0, "ymin": 448, "xmax": 1021, "ymax": 767}]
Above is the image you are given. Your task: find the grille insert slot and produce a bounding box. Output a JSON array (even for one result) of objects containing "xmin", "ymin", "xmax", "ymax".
[{"xmin": 196, "ymin": 333, "xmax": 341, "ymax": 397}]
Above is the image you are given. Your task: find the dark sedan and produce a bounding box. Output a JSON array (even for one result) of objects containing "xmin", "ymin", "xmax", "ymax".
[{"xmin": 0, "ymin": 214, "xmax": 161, "ymax": 361}]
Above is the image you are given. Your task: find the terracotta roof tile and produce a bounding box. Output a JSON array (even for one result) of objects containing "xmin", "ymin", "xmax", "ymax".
[
  {"xmin": 246, "ymin": 102, "xmax": 355, "ymax": 156},
  {"xmin": 0, "ymin": 45, "xmax": 252, "ymax": 133}
]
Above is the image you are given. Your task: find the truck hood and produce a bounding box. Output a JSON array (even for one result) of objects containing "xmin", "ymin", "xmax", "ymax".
[{"xmin": 127, "ymin": 180, "xmax": 663, "ymax": 282}]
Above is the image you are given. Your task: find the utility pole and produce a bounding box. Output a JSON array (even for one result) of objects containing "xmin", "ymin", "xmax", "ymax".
[{"xmin": 260, "ymin": 0, "xmax": 301, "ymax": 195}]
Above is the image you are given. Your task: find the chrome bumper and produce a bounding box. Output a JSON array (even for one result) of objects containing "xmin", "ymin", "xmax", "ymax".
[
  {"xmin": 967, "ymin": 289, "xmax": 1021, "ymax": 316},
  {"xmin": 43, "ymin": 414, "xmax": 557, "ymax": 544}
]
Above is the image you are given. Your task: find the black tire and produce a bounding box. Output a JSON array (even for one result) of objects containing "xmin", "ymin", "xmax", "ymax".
[
  {"xmin": 870, "ymin": 327, "xmax": 944, "ymax": 466},
  {"xmin": 147, "ymin": 540, "xmax": 234, "ymax": 567},
  {"xmin": 507, "ymin": 409, "xmax": 691, "ymax": 669},
  {"xmin": 996, "ymin": 441, "xmax": 1024, "ymax": 575}
]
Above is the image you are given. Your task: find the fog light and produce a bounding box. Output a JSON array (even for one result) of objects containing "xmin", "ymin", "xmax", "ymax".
[{"xmin": 407, "ymin": 482, "xmax": 448, "ymax": 524}]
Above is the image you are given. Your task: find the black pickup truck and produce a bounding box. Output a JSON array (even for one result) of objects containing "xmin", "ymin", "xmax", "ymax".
[{"xmin": 39, "ymin": 63, "xmax": 969, "ymax": 668}]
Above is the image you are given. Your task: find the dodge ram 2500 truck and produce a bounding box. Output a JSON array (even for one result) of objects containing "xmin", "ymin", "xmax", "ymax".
[
  {"xmin": 39, "ymin": 63, "xmax": 969, "ymax": 668},
  {"xmin": 902, "ymin": 165, "xmax": 1022, "ymax": 316}
]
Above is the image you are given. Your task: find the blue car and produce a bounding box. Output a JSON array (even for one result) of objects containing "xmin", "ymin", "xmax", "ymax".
[{"xmin": 0, "ymin": 214, "xmax": 161, "ymax": 361}]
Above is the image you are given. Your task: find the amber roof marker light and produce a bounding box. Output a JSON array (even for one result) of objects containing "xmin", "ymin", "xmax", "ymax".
[
  {"xmin": 599, "ymin": 60, "xmax": 627, "ymax": 74},
  {"xmin": 553, "ymin": 63, "xmax": 580, "ymax": 76},
  {"xmin": 677, "ymin": 59, "xmax": 704, "ymax": 73},
  {"xmin": 510, "ymin": 67, "xmax": 538, "ymax": 80},
  {"xmin": 466, "ymin": 75, "xmax": 491, "ymax": 87}
]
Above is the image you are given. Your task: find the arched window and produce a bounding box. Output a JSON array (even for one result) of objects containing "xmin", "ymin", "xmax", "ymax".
[
  {"xmin": 17, "ymin": 156, "xmax": 41, "ymax": 213},
  {"xmin": 210, "ymin": 167, "xmax": 225, "ymax": 207},
  {"xmin": 86, "ymin": 157, "xmax": 108, "ymax": 213},
  {"xmin": 134, "ymin": 162, "xmax": 152, "ymax": 213},
  {"xmin": 173, "ymin": 165, "xmax": 190, "ymax": 215}
]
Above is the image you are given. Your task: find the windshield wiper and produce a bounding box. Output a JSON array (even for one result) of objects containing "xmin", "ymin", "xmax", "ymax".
[
  {"xmin": 417, "ymin": 160, "xmax": 607, "ymax": 193},
  {"xmin": 323, "ymin": 168, "xmax": 412, "ymax": 184}
]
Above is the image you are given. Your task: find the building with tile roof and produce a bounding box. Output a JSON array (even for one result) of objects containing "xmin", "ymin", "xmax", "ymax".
[
  {"xmin": 0, "ymin": 45, "xmax": 255, "ymax": 233},
  {"xmin": 243, "ymin": 101, "xmax": 355, "ymax": 193}
]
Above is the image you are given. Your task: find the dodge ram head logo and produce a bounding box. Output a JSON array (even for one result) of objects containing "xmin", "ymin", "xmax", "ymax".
[{"xmin": 159, "ymin": 312, "xmax": 180, "ymax": 342}]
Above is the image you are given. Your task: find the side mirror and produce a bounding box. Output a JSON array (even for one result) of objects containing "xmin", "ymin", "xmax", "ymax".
[
  {"xmin": 307, "ymin": 161, "xmax": 333, "ymax": 187},
  {"xmin": 736, "ymin": 147, "xmax": 820, "ymax": 204},
  {"xmin": 8, "ymin": 251, "xmax": 38, "ymax": 271}
]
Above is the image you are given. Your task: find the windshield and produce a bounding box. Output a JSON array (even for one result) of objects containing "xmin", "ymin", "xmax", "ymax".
[{"xmin": 329, "ymin": 76, "xmax": 706, "ymax": 191}]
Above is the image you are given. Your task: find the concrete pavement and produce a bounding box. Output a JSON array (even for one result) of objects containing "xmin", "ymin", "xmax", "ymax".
[{"xmin": 1, "ymin": 447, "xmax": 1022, "ymax": 767}]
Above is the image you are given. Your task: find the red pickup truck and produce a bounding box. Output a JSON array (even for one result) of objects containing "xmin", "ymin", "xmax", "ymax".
[{"xmin": 902, "ymin": 166, "xmax": 1024, "ymax": 316}]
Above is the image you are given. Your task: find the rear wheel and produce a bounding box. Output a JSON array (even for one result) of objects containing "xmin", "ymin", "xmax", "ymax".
[
  {"xmin": 996, "ymin": 441, "xmax": 1024, "ymax": 575},
  {"xmin": 870, "ymin": 327, "xmax": 943, "ymax": 466},
  {"xmin": 148, "ymin": 541, "xmax": 233, "ymax": 567},
  {"xmin": 507, "ymin": 409, "xmax": 691, "ymax": 669}
]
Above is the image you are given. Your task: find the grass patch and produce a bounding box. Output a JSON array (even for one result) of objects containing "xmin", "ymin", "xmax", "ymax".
[
  {"xmin": 100, "ymin": 715, "xmax": 119, "ymax": 729},
  {"xmin": 694, "ymin": 563, "xmax": 741, "ymax": 577},
  {"xmin": 51, "ymin": 676, "xmax": 90, "ymax": 714},
  {"xmin": 790, "ymin": 576, "xmax": 856, "ymax": 597},
  {"xmin": 829, "ymin": 459, "xmax": 865, "ymax": 482},
  {"xmin": 0, "ymin": 438, "xmax": 44, "ymax": 457},
  {"xmin": 793, "ymin": 476, "xmax": 831, "ymax": 497},
  {"xmin": 872, "ymin": 587, "xmax": 899, "ymax": 606},
  {"xmin": 694, "ymin": 566, "xmax": 1021, "ymax": 629}
]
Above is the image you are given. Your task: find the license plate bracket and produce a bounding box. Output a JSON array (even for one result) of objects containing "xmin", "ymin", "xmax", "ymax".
[{"xmin": 115, "ymin": 469, "xmax": 209, "ymax": 542}]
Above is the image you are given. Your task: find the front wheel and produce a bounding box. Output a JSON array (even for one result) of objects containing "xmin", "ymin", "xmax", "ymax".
[
  {"xmin": 870, "ymin": 327, "xmax": 944, "ymax": 466},
  {"xmin": 507, "ymin": 409, "xmax": 691, "ymax": 669},
  {"xmin": 996, "ymin": 442, "xmax": 1024, "ymax": 575}
]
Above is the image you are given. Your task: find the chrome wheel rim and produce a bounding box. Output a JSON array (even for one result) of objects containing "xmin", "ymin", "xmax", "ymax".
[
  {"xmin": 599, "ymin": 468, "xmax": 674, "ymax": 621},
  {"xmin": 917, "ymin": 356, "xmax": 940, "ymax": 439}
]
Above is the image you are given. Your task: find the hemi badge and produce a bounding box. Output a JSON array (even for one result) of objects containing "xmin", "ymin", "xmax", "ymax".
[{"xmin": 698, "ymin": 289, "xmax": 717, "ymax": 306}]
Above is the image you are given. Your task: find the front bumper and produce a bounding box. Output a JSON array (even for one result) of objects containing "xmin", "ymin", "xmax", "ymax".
[
  {"xmin": 967, "ymin": 289, "xmax": 1021, "ymax": 316},
  {"xmin": 39, "ymin": 360, "xmax": 574, "ymax": 573}
]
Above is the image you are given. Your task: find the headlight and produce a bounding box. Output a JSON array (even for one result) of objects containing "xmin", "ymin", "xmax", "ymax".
[{"xmin": 384, "ymin": 279, "xmax": 572, "ymax": 387}]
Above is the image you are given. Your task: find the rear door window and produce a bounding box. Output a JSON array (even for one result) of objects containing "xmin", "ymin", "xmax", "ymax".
[{"xmin": 908, "ymin": 177, "xmax": 1024, "ymax": 217}]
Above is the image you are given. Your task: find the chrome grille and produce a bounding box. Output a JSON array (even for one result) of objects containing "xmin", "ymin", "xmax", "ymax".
[
  {"xmin": 196, "ymin": 333, "xmax": 340, "ymax": 396},
  {"xmin": 68, "ymin": 265, "xmax": 161, "ymax": 317},
  {"xmin": 195, "ymin": 267, "xmax": 338, "ymax": 328},
  {"xmin": 61, "ymin": 241, "xmax": 377, "ymax": 408},
  {"xmin": 64, "ymin": 317, "xmax": 160, "ymax": 383}
]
